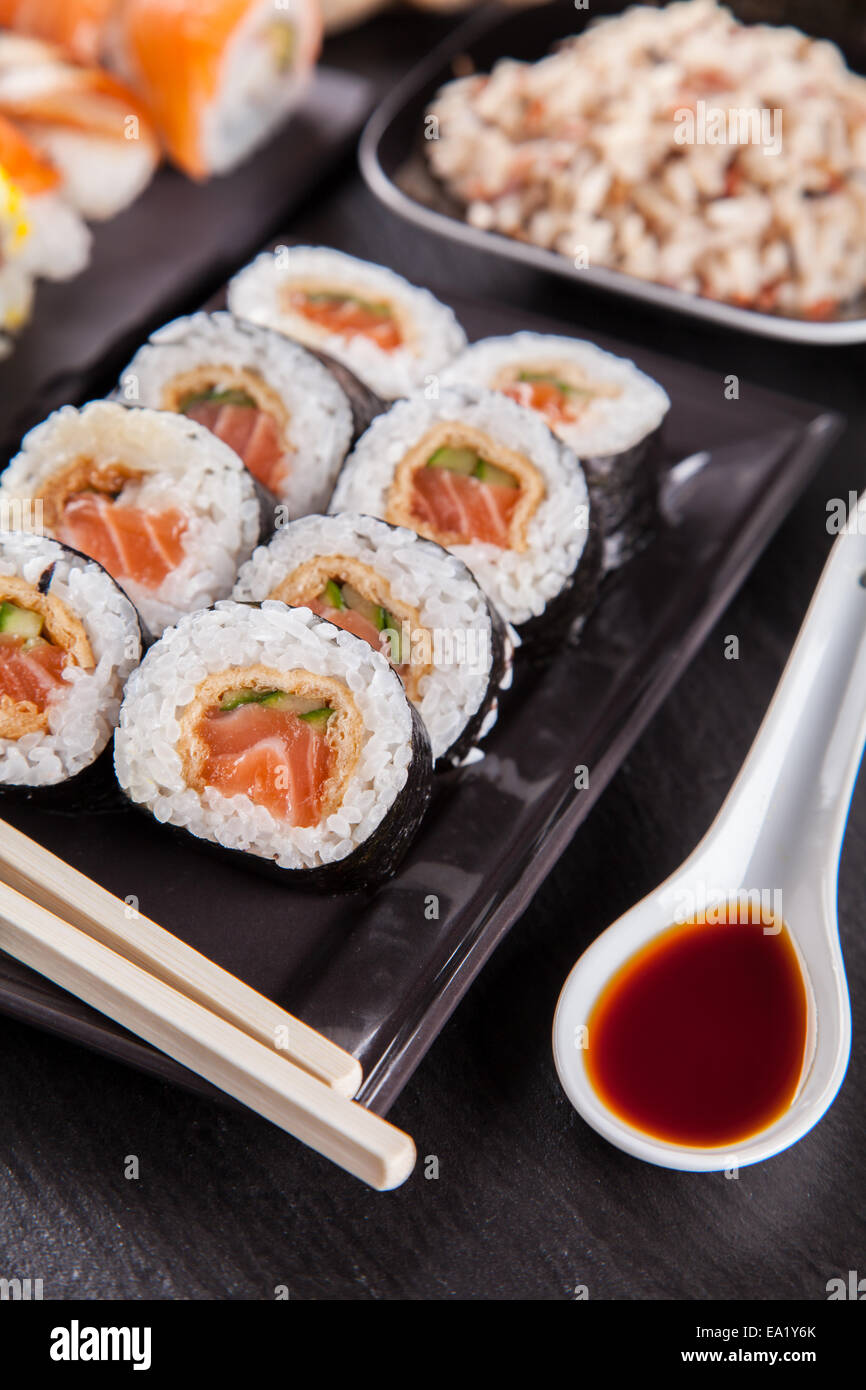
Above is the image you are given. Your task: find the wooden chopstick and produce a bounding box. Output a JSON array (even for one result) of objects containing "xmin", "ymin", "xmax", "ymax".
[
  {"xmin": 0, "ymin": 875, "xmax": 415, "ymax": 1190},
  {"xmin": 0, "ymin": 818, "xmax": 362, "ymax": 1098}
]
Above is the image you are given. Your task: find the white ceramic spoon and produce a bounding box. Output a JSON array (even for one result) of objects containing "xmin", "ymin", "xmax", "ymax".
[{"xmin": 553, "ymin": 493, "xmax": 866, "ymax": 1170}]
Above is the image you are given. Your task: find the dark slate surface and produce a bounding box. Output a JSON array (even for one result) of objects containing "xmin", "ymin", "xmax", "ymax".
[{"xmin": 0, "ymin": 4, "xmax": 864, "ymax": 1300}]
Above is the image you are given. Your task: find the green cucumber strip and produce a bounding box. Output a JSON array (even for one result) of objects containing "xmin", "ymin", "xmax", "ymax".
[
  {"xmin": 474, "ymin": 459, "xmax": 519, "ymax": 488},
  {"xmin": 0, "ymin": 602, "xmax": 44, "ymax": 638},
  {"xmin": 267, "ymin": 20, "xmax": 296, "ymax": 73},
  {"xmin": 298, "ymin": 707, "xmax": 332, "ymax": 730},
  {"xmin": 382, "ymin": 613, "xmax": 406, "ymax": 665},
  {"xmin": 179, "ymin": 387, "xmax": 258, "ymax": 413},
  {"xmin": 322, "ymin": 579, "xmax": 346, "ymax": 611},
  {"xmin": 427, "ymin": 445, "xmax": 479, "ymax": 475},
  {"xmin": 516, "ymin": 369, "xmax": 596, "ymax": 399},
  {"xmin": 305, "ymin": 291, "xmax": 393, "ymax": 318},
  {"xmin": 340, "ymin": 582, "xmax": 385, "ymax": 630}
]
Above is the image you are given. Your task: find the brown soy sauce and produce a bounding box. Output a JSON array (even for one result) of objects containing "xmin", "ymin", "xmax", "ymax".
[{"xmin": 585, "ymin": 912, "xmax": 809, "ymax": 1148}]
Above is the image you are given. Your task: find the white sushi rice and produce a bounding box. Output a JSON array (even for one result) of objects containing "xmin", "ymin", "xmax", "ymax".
[
  {"xmin": 234, "ymin": 512, "xmax": 512, "ymax": 762},
  {"xmin": 329, "ymin": 385, "xmax": 591, "ymax": 627},
  {"xmin": 118, "ymin": 311, "xmax": 354, "ymax": 515},
  {"xmin": 0, "ymin": 401, "xmax": 261, "ymax": 637},
  {"xmin": 440, "ymin": 333, "xmax": 670, "ymax": 457},
  {"xmin": 0, "ymin": 532, "xmax": 141, "ymax": 786},
  {"xmin": 114, "ymin": 601, "xmax": 415, "ymax": 872},
  {"xmin": 227, "ymin": 246, "xmax": 468, "ymax": 400}
]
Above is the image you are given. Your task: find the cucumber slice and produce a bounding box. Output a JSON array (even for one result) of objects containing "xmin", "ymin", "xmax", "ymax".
[
  {"xmin": 322, "ymin": 579, "xmax": 346, "ymax": 611},
  {"xmin": 0, "ymin": 602, "xmax": 44, "ymax": 638},
  {"xmin": 179, "ymin": 386, "xmax": 257, "ymax": 413},
  {"xmin": 427, "ymin": 445, "xmax": 479, "ymax": 475},
  {"xmin": 219, "ymin": 688, "xmax": 329, "ymax": 715},
  {"xmin": 305, "ymin": 291, "xmax": 392, "ymax": 319},
  {"xmin": 382, "ymin": 612, "xmax": 407, "ymax": 665},
  {"xmin": 340, "ymin": 582, "xmax": 385, "ymax": 630},
  {"xmin": 517, "ymin": 370, "xmax": 595, "ymax": 399},
  {"xmin": 298, "ymin": 707, "xmax": 332, "ymax": 732},
  {"xmin": 219, "ymin": 688, "xmax": 275, "ymax": 711},
  {"xmin": 267, "ymin": 20, "xmax": 296, "ymax": 73},
  {"xmin": 475, "ymin": 460, "xmax": 519, "ymax": 488}
]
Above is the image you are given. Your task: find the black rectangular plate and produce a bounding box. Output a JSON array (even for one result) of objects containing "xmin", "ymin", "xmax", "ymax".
[
  {"xmin": 0, "ymin": 283, "xmax": 842, "ymax": 1114},
  {"xmin": 0, "ymin": 66, "xmax": 375, "ymax": 462},
  {"xmin": 360, "ymin": 0, "xmax": 866, "ymax": 345}
]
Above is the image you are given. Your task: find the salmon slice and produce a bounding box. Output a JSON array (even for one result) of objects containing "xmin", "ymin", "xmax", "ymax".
[
  {"xmin": 411, "ymin": 467, "xmax": 519, "ymax": 548},
  {"xmin": 58, "ymin": 493, "xmax": 187, "ymax": 590},
  {"xmin": 184, "ymin": 399, "xmax": 288, "ymax": 492},
  {"xmin": 0, "ymin": 112, "xmax": 60, "ymax": 193},
  {"xmin": 199, "ymin": 701, "xmax": 331, "ymax": 828},
  {"xmin": 286, "ymin": 290, "xmax": 402, "ymax": 351},
  {"xmin": 306, "ymin": 597, "xmax": 384, "ymax": 651},
  {"xmin": 0, "ymin": 631, "xmax": 66, "ymax": 710},
  {"xmin": 503, "ymin": 378, "xmax": 576, "ymax": 425}
]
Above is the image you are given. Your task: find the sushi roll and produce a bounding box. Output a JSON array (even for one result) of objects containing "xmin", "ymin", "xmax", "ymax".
[
  {"xmin": 115, "ymin": 0, "xmax": 322, "ymax": 179},
  {"xmin": 0, "ymin": 401, "xmax": 261, "ymax": 637},
  {"xmin": 114, "ymin": 601, "xmax": 433, "ymax": 890},
  {"xmin": 116, "ymin": 312, "xmax": 355, "ymax": 515},
  {"xmin": 0, "ymin": 531, "xmax": 142, "ymax": 805},
  {"xmin": 329, "ymin": 385, "xmax": 602, "ymax": 640},
  {"xmin": 0, "ymin": 42, "xmax": 160, "ymax": 220},
  {"xmin": 441, "ymin": 334, "xmax": 670, "ymax": 567},
  {"xmin": 0, "ymin": 114, "xmax": 91, "ymax": 280},
  {"xmin": 228, "ymin": 246, "xmax": 468, "ymax": 401},
  {"xmin": 234, "ymin": 513, "xmax": 515, "ymax": 767}
]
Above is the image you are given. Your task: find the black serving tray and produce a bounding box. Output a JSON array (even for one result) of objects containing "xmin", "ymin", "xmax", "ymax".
[
  {"xmin": 360, "ymin": 1, "xmax": 866, "ymax": 345},
  {"xmin": 0, "ymin": 66, "xmax": 375, "ymax": 462},
  {"xmin": 0, "ymin": 276, "xmax": 842, "ymax": 1114}
]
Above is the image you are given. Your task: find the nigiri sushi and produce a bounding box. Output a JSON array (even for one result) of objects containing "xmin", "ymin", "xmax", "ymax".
[
  {"xmin": 0, "ymin": 113, "xmax": 91, "ymax": 278},
  {"xmin": 0, "ymin": 1, "xmax": 118, "ymax": 65},
  {"xmin": 0, "ymin": 164, "xmax": 35, "ymax": 353},
  {"xmin": 0, "ymin": 38, "xmax": 160, "ymax": 219}
]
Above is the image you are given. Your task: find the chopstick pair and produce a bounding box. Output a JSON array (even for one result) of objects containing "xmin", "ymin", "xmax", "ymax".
[{"xmin": 0, "ymin": 818, "xmax": 415, "ymax": 1191}]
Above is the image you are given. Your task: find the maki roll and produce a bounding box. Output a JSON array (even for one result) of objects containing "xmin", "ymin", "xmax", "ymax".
[
  {"xmin": 441, "ymin": 334, "xmax": 670, "ymax": 567},
  {"xmin": 234, "ymin": 513, "xmax": 515, "ymax": 767},
  {"xmin": 116, "ymin": 312, "xmax": 354, "ymax": 515},
  {"xmin": 329, "ymin": 385, "xmax": 602, "ymax": 640},
  {"xmin": 0, "ymin": 401, "xmax": 261, "ymax": 636},
  {"xmin": 114, "ymin": 601, "xmax": 432, "ymax": 890},
  {"xmin": 115, "ymin": 0, "xmax": 322, "ymax": 179},
  {"xmin": 0, "ymin": 531, "xmax": 142, "ymax": 804},
  {"xmin": 228, "ymin": 246, "xmax": 467, "ymax": 400}
]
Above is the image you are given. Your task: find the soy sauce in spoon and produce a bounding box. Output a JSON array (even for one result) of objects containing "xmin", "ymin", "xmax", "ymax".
[{"xmin": 584, "ymin": 909, "xmax": 808, "ymax": 1149}]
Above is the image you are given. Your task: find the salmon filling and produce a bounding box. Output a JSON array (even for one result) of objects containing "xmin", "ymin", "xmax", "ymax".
[
  {"xmin": 179, "ymin": 666, "xmax": 363, "ymax": 828},
  {"xmin": 266, "ymin": 555, "xmax": 431, "ymax": 701},
  {"xmin": 282, "ymin": 285, "xmax": 403, "ymax": 351},
  {"xmin": 165, "ymin": 365, "xmax": 291, "ymax": 494},
  {"xmin": 36, "ymin": 460, "xmax": 188, "ymax": 592},
  {"xmin": 0, "ymin": 580, "xmax": 94, "ymax": 739},
  {"xmin": 385, "ymin": 423, "xmax": 545, "ymax": 551},
  {"xmin": 495, "ymin": 365, "xmax": 620, "ymax": 427}
]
